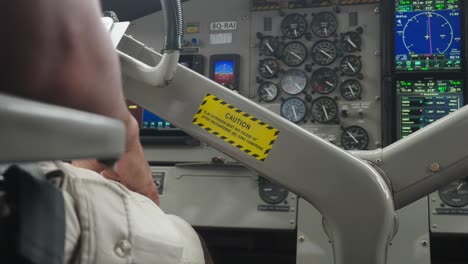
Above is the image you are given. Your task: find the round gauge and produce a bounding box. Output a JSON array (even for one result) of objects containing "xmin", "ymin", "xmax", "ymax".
[
  {"xmin": 281, "ymin": 13, "xmax": 307, "ymax": 39},
  {"xmin": 311, "ymin": 68, "xmax": 338, "ymax": 94},
  {"xmin": 260, "ymin": 36, "xmax": 282, "ymax": 57},
  {"xmin": 341, "ymin": 126, "xmax": 369, "ymax": 150},
  {"xmin": 311, "ymin": 12, "xmax": 338, "ymax": 38},
  {"xmin": 280, "ymin": 69, "xmax": 308, "ymax": 95},
  {"xmin": 258, "ymin": 177, "xmax": 289, "ymax": 204},
  {"xmin": 282, "ymin": 41, "xmax": 308, "ymax": 67},
  {"xmin": 439, "ymin": 179, "xmax": 468, "ymax": 208},
  {"xmin": 340, "ymin": 79, "xmax": 362, "ymax": 101},
  {"xmin": 341, "ymin": 31, "xmax": 362, "ymax": 52},
  {"xmin": 258, "ymin": 59, "xmax": 279, "ymax": 79},
  {"xmin": 281, "ymin": 97, "xmax": 307, "ymax": 123},
  {"xmin": 340, "ymin": 55, "xmax": 362, "ymax": 76},
  {"xmin": 311, "ymin": 40, "xmax": 338, "ymax": 66},
  {"xmin": 258, "ymin": 82, "xmax": 279, "ymax": 103},
  {"xmin": 311, "ymin": 97, "xmax": 338, "ymax": 123}
]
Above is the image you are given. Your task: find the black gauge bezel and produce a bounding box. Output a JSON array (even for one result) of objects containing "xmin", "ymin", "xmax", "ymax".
[
  {"xmin": 340, "ymin": 55, "xmax": 362, "ymax": 76},
  {"xmin": 258, "ymin": 177, "xmax": 289, "ymax": 204},
  {"xmin": 311, "ymin": 96, "xmax": 338, "ymax": 123},
  {"xmin": 341, "ymin": 31, "xmax": 362, "ymax": 53},
  {"xmin": 258, "ymin": 82, "xmax": 279, "ymax": 103},
  {"xmin": 311, "ymin": 40, "xmax": 338, "ymax": 66},
  {"xmin": 282, "ymin": 41, "xmax": 308, "ymax": 67},
  {"xmin": 258, "ymin": 58, "xmax": 280, "ymax": 79},
  {"xmin": 311, "ymin": 11, "xmax": 338, "ymax": 38},
  {"xmin": 281, "ymin": 13, "xmax": 308, "ymax": 39},
  {"xmin": 341, "ymin": 126, "xmax": 369, "ymax": 150},
  {"xmin": 340, "ymin": 79, "xmax": 362, "ymax": 100},
  {"xmin": 312, "ymin": 68, "xmax": 339, "ymax": 94},
  {"xmin": 439, "ymin": 179, "xmax": 468, "ymax": 208}
]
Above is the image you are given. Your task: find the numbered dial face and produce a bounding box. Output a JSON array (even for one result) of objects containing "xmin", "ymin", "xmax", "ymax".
[
  {"xmin": 281, "ymin": 13, "xmax": 307, "ymax": 39},
  {"xmin": 282, "ymin": 41, "xmax": 308, "ymax": 67},
  {"xmin": 311, "ymin": 68, "xmax": 338, "ymax": 94},
  {"xmin": 311, "ymin": 97, "xmax": 338, "ymax": 123},
  {"xmin": 340, "ymin": 55, "xmax": 362, "ymax": 76},
  {"xmin": 281, "ymin": 97, "xmax": 307, "ymax": 123},
  {"xmin": 280, "ymin": 69, "xmax": 307, "ymax": 95},
  {"xmin": 260, "ymin": 36, "xmax": 282, "ymax": 57},
  {"xmin": 258, "ymin": 59, "xmax": 279, "ymax": 79},
  {"xmin": 340, "ymin": 79, "xmax": 362, "ymax": 100},
  {"xmin": 311, "ymin": 40, "xmax": 338, "ymax": 66},
  {"xmin": 258, "ymin": 177, "xmax": 289, "ymax": 204},
  {"xmin": 258, "ymin": 82, "xmax": 279, "ymax": 103},
  {"xmin": 311, "ymin": 12, "xmax": 338, "ymax": 38},
  {"xmin": 341, "ymin": 126, "xmax": 369, "ymax": 150},
  {"xmin": 341, "ymin": 31, "xmax": 362, "ymax": 52},
  {"xmin": 439, "ymin": 179, "xmax": 468, "ymax": 207}
]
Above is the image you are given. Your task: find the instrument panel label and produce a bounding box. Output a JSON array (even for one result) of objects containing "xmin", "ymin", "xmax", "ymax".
[
  {"xmin": 193, "ymin": 94, "xmax": 280, "ymax": 161},
  {"xmin": 210, "ymin": 21, "xmax": 237, "ymax": 31}
]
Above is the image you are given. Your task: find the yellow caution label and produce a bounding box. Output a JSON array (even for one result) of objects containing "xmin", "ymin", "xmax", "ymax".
[{"xmin": 192, "ymin": 94, "xmax": 280, "ymax": 161}]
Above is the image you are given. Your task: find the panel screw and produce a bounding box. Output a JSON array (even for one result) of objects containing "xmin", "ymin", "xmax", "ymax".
[
  {"xmin": 374, "ymin": 51, "xmax": 381, "ymax": 56},
  {"xmin": 375, "ymin": 159, "xmax": 382, "ymax": 165},
  {"xmin": 430, "ymin": 163, "xmax": 441, "ymax": 172},
  {"xmin": 298, "ymin": 236, "xmax": 305, "ymax": 242},
  {"xmin": 421, "ymin": 240, "xmax": 428, "ymax": 247},
  {"xmin": 374, "ymin": 7, "xmax": 380, "ymax": 13},
  {"xmin": 432, "ymin": 224, "xmax": 438, "ymax": 229},
  {"xmin": 290, "ymin": 207, "xmax": 296, "ymax": 213},
  {"xmin": 375, "ymin": 96, "xmax": 381, "ymax": 101},
  {"xmin": 431, "ymin": 198, "xmax": 437, "ymax": 202},
  {"xmin": 290, "ymin": 220, "xmax": 295, "ymax": 225}
]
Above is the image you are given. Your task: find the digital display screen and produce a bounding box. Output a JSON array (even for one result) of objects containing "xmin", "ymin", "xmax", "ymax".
[
  {"xmin": 394, "ymin": 0, "xmax": 462, "ymax": 72},
  {"xmin": 396, "ymin": 79, "xmax": 463, "ymax": 138},
  {"xmin": 126, "ymin": 100, "xmax": 177, "ymax": 130},
  {"xmin": 214, "ymin": 60, "xmax": 235, "ymax": 85}
]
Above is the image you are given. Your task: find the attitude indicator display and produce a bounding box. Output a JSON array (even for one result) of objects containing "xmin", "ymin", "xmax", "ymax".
[{"xmin": 394, "ymin": 0, "xmax": 462, "ymax": 72}]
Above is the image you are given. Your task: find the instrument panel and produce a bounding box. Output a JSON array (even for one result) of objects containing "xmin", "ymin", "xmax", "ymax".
[{"xmin": 250, "ymin": 3, "xmax": 382, "ymax": 150}]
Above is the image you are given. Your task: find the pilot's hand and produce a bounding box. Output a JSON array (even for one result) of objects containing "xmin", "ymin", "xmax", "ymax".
[{"xmin": 73, "ymin": 116, "xmax": 160, "ymax": 206}]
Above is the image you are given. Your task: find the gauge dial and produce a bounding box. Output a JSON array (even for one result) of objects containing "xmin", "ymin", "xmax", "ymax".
[
  {"xmin": 341, "ymin": 31, "xmax": 362, "ymax": 52},
  {"xmin": 311, "ymin": 12, "xmax": 338, "ymax": 38},
  {"xmin": 340, "ymin": 79, "xmax": 362, "ymax": 100},
  {"xmin": 311, "ymin": 68, "xmax": 338, "ymax": 94},
  {"xmin": 281, "ymin": 13, "xmax": 307, "ymax": 39},
  {"xmin": 340, "ymin": 55, "xmax": 362, "ymax": 76},
  {"xmin": 280, "ymin": 69, "xmax": 307, "ymax": 95},
  {"xmin": 439, "ymin": 179, "xmax": 468, "ymax": 207},
  {"xmin": 282, "ymin": 41, "xmax": 308, "ymax": 67},
  {"xmin": 260, "ymin": 36, "xmax": 282, "ymax": 57},
  {"xmin": 311, "ymin": 40, "xmax": 338, "ymax": 66},
  {"xmin": 311, "ymin": 97, "xmax": 338, "ymax": 123},
  {"xmin": 258, "ymin": 59, "xmax": 279, "ymax": 79},
  {"xmin": 281, "ymin": 97, "xmax": 307, "ymax": 123},
  {"xmin": 258, "ymin": 82, "xmax": 279, "ymax": 103},
  {"xmin": 341, "ymin": 126, "xmax": 369, "ymax": 150},
  {"xmin": 258, "ymin": 177, "xmax": 289, "ymax": 204}
]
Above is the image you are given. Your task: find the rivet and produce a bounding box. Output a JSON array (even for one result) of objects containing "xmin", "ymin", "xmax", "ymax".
[{"xmin": 430, "ymin": 163, "xmax": 441, "ymax": 172}]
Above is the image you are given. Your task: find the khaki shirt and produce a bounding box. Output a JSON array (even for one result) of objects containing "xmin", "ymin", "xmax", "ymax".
[{"xmin": 55, "ymin": 161, "xmax": 204, "ymax": 264}]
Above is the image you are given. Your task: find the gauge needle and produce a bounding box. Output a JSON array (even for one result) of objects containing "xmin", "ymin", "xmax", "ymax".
[
  {"xmin": 347, "ymin": 62, "xmax": 357, "ymax": 72},
  {"xmin": 265, "ymin": 88, "xmax": 274, "ymax": 97},
  {"xmin": 324, "ymin": 28, "xmax": 328, "ymax": 36},
  {"xmin": 290, "ymin": 51, "xmax": 303, "ymax": 60},
  {"xmin": 347, "ymin": 131, "xmax": 359, "ymax": 143},
  {"xmin": 265, "ymin": 65, "xmax": 274, "ymax": 74},
  {"xmin": 457, "ymin": 182, "xmax": 466, "ymax": 191},
  {"xmin": 347, "ymin": 85, "xmax": 356, "ymax": 96},
  {"xmin": 322, "ymin": 105, "xmax": 329, "ymax": 120},
  {"xmin": 292, "ymin": 106, "xmax": 298, "ymax": 120},
  {"xmin": 294, "ymin": 29, "xmax": 298, "ymax": 37},
  {"xmin": 266, "ymin": 42, "xmax": 274, "ymax": 52},
  {"xmin": 346, "ymin": 37, "xmax": 358, "ymax": 48},
  {"xmin": 320, "ymin": 50, "xmax": 333, "ymax": 59},
  {"xmin": 326, "ymin": 81, "xmax": 334, "ymax": 87},
  {"xmin": 294, "ymin": 82, "xmax": 302, "ymax": 90}
]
